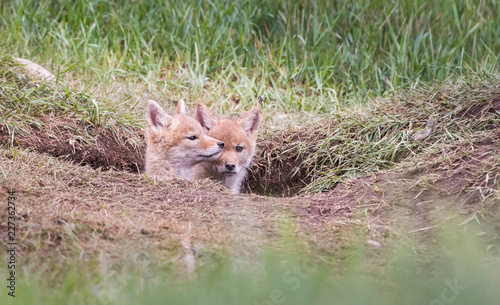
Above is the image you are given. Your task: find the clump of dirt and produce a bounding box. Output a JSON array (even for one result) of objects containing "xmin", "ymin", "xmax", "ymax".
[{"xmin": 0, "ymin": 117, "xmax": 145, "ymax": 172}]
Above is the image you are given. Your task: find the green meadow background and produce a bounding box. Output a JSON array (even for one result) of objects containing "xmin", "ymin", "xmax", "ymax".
[
  {"xmin": 1, "ymin": 0, "xmax": 499, "ymax": 304},
  {"xmin": 2, "ymin": 0, "xmax": 499, "ymax": 107}
]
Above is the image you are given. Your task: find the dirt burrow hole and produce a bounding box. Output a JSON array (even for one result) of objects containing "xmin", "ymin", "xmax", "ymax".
[
  {"xmin": 0, "ymin": 119, "xmax": 310, "ymax": 197},
  {"xmin": 3, "ymin": 95, "xmax": 499, "ymax": 197}
]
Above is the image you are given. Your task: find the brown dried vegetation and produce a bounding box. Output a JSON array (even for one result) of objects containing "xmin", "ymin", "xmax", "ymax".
[{"xmin": 0, "ymin": 57, "xmax": 499, "ymax": 270}]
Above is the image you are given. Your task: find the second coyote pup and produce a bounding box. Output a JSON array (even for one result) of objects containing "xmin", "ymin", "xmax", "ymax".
[
  {"xmin": 145, "ymin": 99, "xmax": 224, "ymax": 180},
  {"xmin": 194, "ymin": 103, "xmax": 261, "ymax": 193}
]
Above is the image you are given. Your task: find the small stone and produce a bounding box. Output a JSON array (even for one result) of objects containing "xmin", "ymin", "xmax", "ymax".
[{"xmin": 366, "ymin": 240, "xmax": 382, "ymax": 247}]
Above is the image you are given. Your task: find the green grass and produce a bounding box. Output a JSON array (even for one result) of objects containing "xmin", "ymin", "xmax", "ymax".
[
  {"xmin": 2, "ymin": 225, "xmax": 500, "ymax": 305},
  {"xmin": 0, "ymin": 55, "xmax": 140, "ymax": 130},
  {"xmin": 1, "ymin": 0, "xmax": 499, "ymax": 112},
  {"xmin": 251, "ymin": 71, "xmax": 500, "ymax": 194},
  {"xmin": 1, "ymin": 1, "xmax": 500, "ymax": 304}
]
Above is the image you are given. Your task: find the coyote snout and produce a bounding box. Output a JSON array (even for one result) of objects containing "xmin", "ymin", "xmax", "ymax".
[{"xmin": 144, "ymin": 99, "xmax": 224, "ymax": 180}]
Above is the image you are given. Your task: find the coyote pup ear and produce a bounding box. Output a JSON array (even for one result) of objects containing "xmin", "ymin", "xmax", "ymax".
[
  {"xmin": 146, "ymin": 100, "xmax": 171, "ymax": 132},
  {"xmin": 238, "ymin": 106, "xmax": 261, "ymax": 135},
  {"xmin": 174, "ymin": 99, "xmax": 187, "ymax": 114},
  {"xmin": 195, "ymin": 103, "xmax": 218, "ymax": 131}
]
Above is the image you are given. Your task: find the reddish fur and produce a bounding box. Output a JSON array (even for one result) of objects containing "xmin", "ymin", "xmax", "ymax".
[
  {"xmin": 194, "ymin": 103, "xmax": 261, "ymax": 193},
  {"xmin": 145, "ymin": 100, "xmax": 223, "ymax": 180}
]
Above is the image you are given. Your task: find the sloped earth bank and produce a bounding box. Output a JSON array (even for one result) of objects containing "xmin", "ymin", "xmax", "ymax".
[
  {"xmin": 1, "ymin": 61, "xmax": 499, "ymax": 269},
  {"xmin": 0, "ymin": 147, "xmax": 350, "ymax": 267},
  {"xmin": 0, "ymin": 126, "xmax": 498, "ymax": 271},
  {"xmin": 0, "ymin": 117, "xmax": 145, "ymax": 172},
  {"xmin": 2, "ymin": 84, "xmax": 499, "ymax": 197}
]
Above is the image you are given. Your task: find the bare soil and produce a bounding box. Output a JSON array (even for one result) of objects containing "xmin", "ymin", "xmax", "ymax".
[
  {"xmin": 0, "ymin": 116, "xmax": 145, "ymax": 172},
  {"xmin": 1, "ymin": 125, "xmax": 498, "ymax": 269},
  {"xmin": 1, "ymin": 84, "xmax": 499, "ymax": 270}
]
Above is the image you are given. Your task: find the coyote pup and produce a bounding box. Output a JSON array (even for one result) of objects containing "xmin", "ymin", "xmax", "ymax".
[
  {"xmin": 145, "ymin": 99, "xmax": 224, "ymax": 180},
  {"xmin": 194, "ymin": 103, "xmax": 261, "ymax": 193}
]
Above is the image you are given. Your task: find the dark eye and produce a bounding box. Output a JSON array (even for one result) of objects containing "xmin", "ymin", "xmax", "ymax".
[
  {"xmin": 187, "ymin": 136, "xmax": 197, "ymax": 140},
  {"xmin": 236, "ymin": 145, "xmax": 243, "ymax": 152}
]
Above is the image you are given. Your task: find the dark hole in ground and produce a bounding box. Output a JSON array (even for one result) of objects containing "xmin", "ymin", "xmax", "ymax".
[
  {"xmin": 3, "ymin": 95, "xmax": 498, "ymax": 198},
  {"xmin": 0, "ymin": 118, "xmax": 311, "ymax": 197},
  {"xmin": 244, "ymin": 140, "xmax": 312, "ymax": 197},
  {"xmin": 245, "ymin": 94, "xmax": 500, "ymax": 196}
]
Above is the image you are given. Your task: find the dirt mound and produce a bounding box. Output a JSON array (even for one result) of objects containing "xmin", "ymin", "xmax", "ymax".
[
  {"xmin": 0, "ymin": 147, "xmax": 355, "ymax": 264},
  {"xmin": 3, "ymin": 131, "xmax": 497, "ymax": 264},
  {"xmin": 246, "ymin": 83, "xmax": 500, "ymax": 196},
  {"xmin": 1, "ymin": 59, "xmax": 499, "ymax": 197},
  {"xmin": 291, "ymin": 131, "xmax": 500, "ymax": 254},
  {"xmin": 0, "ymin": 117, "xmax": 145, "ymax": 172}
]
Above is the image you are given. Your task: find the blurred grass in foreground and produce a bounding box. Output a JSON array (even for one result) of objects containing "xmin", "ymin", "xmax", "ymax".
[{"xmin": 1, "ymin": 225, "xmax": 499, "ymax": 305}]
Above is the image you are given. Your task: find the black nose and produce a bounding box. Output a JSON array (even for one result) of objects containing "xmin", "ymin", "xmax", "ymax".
[
  {"xmin": 218, "ymin": 141, "xmax": 224, "ymax": 149},
  {"xmin": 225, "ymin": 163, "xmax": 235, "ymax": 171}
]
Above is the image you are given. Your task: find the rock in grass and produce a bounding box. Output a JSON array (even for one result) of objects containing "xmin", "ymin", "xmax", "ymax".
[
  {"xmin": 15, "ymin": 57, "xmax": 55, "ymax": 82},
  {"xmin": 366, "ymin": 240, "xmax": 382, "ymax": 247},
  {"xmin": 412, "ymin": 116, "xmax": 437, "ymax": 141}
]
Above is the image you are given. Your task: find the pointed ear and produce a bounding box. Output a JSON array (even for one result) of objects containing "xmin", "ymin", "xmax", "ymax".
[
  {"xmin": 145, "ymin": 100, "xmax": 171, "ymax": 132},
  {"xmin": 238, "ymin": 106, "xmax": 261, "ymax": 135},
  {"xmin": 174, "ymin": 99, "xmax": 187, "ymax": 114},
  {"xmin": 195, "ymin": 103, "xmax": 218, "ymax": 131}
]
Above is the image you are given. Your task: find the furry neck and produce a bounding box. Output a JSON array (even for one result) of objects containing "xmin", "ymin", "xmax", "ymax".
[{"xmin": 145, "ymin": 147, "xmax": 196, "ymax": 180}]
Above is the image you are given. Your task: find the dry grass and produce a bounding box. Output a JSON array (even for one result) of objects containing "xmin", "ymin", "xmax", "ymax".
[
  {"xmin": 1, "ymin": 2, "xmax": 500, "ymax": 302},
  {"xmin": 0, "ymin": 52, "xmax": 499, "ymax": 301},
  {"xmin": 1, "ymin": 121, "xmax": 498, "ymax": 270},
  {"xmin": 247, "ymin": 74, "xmax": 500, "ymax": 194},
  {"xmin": 0, "ymin": 147, "xmax": 353, "ymax": 271},
  {"xmin": 0, "ymin": 148, "xmax": 227, "ymax": 264}
]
